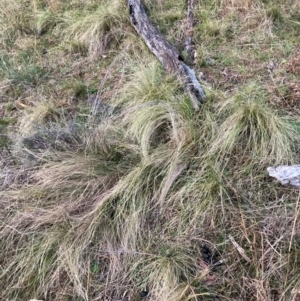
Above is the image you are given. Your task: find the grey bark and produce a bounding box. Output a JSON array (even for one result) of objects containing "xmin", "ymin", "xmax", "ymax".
[
  {"xmin": 126, "ymin": 0, "xmax": 205, "ymax": 111},
  {"xmin": 268, "ymin": 166, "xmax": 300, "ymax": 187},
  {"xmin": 184, "ymin": 0, "xmax": 197, "ymax": 64}
]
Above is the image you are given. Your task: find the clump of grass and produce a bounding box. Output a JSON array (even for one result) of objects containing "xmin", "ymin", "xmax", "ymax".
[
  {"xmin": 118, "ymin": 60, "xmax": 179, "ymax": 106},
  {"xmin": 67, "ymin": 40, "xmax": 89, "ymax": 55},
  {"xmin": 0, "ymin": 0, "xmax": 32, "ymax": 49},
  {"xmin": 121, "ymin": 101, "xmax": 191, "ymax": 157},
  {"xmin": 200, "ymin": 18, "xmax": 231, "ymax": 39},
  {"xmin": 2, "ymin": 1, "xmax": 300, "ymax": 301},
  {"xmin": 266, "ymin": 5, "xmax": 284, "ymax": 23},
  {"xmin": 0, "ymin": 114, "xmax": 140, "ymax": 299},
  {"xmin": 64, "ymin": 0, "xmax": 128, "ymax": 56},
  {"xmin": 220, "ymin": 0, "xmax": 257, "ymax": 10},
  {"xmin": 34, "ymin": 9, "xmax": 61, "ymax": 35},
  {"xmin": 62, "ymin": 79, "xmax": 88, "ymax": 99},
  {"xmin": 195, "ymin": 10, "xmax": 233, "ymax": 42},
  {"xmin": 0, "ymin": 86, "xmax": 215, "ymax": 300},
  {"xmin": 145, "ymin": 0, "xmax": 185, "ymax": 37},
  {"xmin": 0, "ymin": 53, "xmax": 48, "ymax": 88},
  {"xmin": 18, "ymin": 100, "xmax": 59, "ymax": 136},
  {"xmin": 210, "ymin": 83, "xmax": 299, "ymax": 163}
]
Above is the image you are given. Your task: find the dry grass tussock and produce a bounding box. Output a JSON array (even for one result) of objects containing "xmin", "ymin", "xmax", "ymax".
[
  {"xmin": 209, "ymin": 83, "xmax": 298, "ymax": 163},
  {"xmin": 1, "ymin": 0, "xmax": 300, "ymax": 301},
  {"xmin": 63, "ymin": 0, "xmax": 128, "ymax": 56},
  {"xmin": 1, "ymin": 62, "xmax": 300, "ymax": 300}
]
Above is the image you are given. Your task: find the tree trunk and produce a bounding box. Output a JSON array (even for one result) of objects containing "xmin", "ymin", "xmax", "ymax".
[{"xmin": 126, "ymin": 0, "xmax": 205, "ymax": 111}]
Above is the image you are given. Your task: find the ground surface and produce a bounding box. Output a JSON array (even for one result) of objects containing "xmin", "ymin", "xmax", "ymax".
[{"xmin": 1, "ymin": 0, "xmax": 300, "ymax": 301}]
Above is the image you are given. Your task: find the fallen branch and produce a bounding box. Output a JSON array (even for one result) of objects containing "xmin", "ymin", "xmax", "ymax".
[
  {"xmin": 126, "ymin": 0, "xmax": 205, "ymax": 111},
  {"xmin": 184, "ymin": 0, "xmax": 197, "ymax": 64},
  {"xmin": 267, "ymin": 165, "xmax": 300, "ymax": 187}
]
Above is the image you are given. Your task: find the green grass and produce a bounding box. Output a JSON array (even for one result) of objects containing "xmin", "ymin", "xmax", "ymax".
[{"xmin": 1, "ymin": 0, "xmax": 300, "ymax": 301}]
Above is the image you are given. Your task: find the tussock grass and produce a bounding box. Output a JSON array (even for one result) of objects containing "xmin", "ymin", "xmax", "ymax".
[
  {"xmin": 18, "ymin": 99, "xmax": 59, "ymax": 136},
  {"xmin": 3, "ymin": 79, "xmax": 298, "ymax": 299},
  {"xmin": 0, "ymin": 100, "xmax": 200, "ymax": 299},
  {"xmin": 210, "ymin": 83, "xmax": 299, "ymax": 163},
  {"xmin": 1, "ymin": 0, "xmax": 300, "ymax": 301},
  {"xmin": 118, "ymin": 60, "xmax": 179, "ymax": 105},
  {"xmin": 0, "ymin": 1, "xmax": 32, "ymax": 48},
  {"xmin": 64, "ymin": 0, "xmax": 128, "ymax": 56},
  {"xmin": 34, "ymin": 8, "xmax": 62, "ymax": 35},
  {"xmin": 122, "ymin": 101, "xmax": 187, "ymax": 157}
]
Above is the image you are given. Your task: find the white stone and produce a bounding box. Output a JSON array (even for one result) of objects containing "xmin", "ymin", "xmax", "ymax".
[{"xmin": 267, "ymin": 165, "xmax": 300, "ymax": 187}]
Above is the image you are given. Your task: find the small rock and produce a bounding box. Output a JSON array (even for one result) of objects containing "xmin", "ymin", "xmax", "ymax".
[
  {"xmin": 140, "ymin": 291, "xmax": 148, "ymax": 298},
  {"xmin": 267, "ymin": 165, "xmax": 300, "ymax": 187}
]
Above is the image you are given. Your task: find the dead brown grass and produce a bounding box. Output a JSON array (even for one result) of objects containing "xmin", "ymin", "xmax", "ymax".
[{"xmin": 1, "ymin": 0, "xmax": 300, "ymax": 301}]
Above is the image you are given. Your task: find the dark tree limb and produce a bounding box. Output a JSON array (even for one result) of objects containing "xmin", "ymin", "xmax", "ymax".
[{"xmin": 126, "ymin": 0, "xmax": 205, "ymax": 111}]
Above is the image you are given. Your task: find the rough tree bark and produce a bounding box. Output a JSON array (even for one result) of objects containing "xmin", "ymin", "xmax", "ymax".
[
  {"xmin": 126, "ymin": 0, "xmax": 205, "ymax": 111},
  {"xmin": 184, "ymin": 0, "xmax": 197, "ymax": 64}
]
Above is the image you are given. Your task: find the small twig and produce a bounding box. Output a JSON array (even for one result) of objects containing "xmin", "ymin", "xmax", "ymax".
[{"xmin": 228, "ymin": 234, "xmax": 251, "ymax": 263}]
